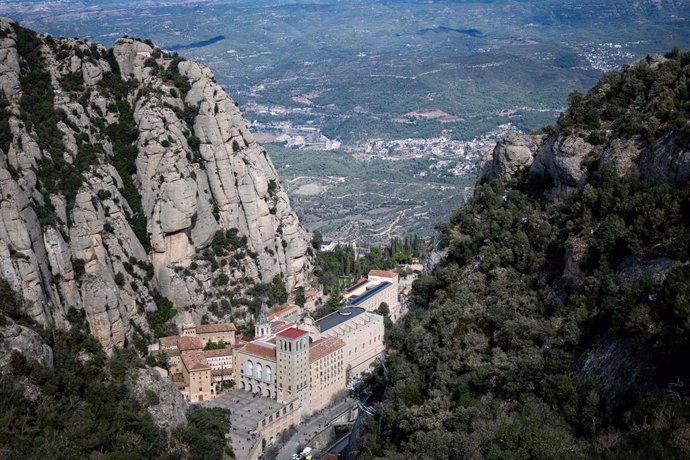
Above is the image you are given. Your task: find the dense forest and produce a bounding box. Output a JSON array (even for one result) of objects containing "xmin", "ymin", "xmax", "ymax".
[{"xmin": 356, "ymin": 50, "xmax": 690, "ymax": 458}]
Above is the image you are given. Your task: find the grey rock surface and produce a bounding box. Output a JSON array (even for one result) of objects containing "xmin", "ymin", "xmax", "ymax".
[
  {"xmin": 530, "ymin": 133, "xmax": 595, "ymax": 195},
  {"xmin": 478, "ymin": 132, "xmax": 545, "ymax": 183},
  {"xmin": 128, "ymin": 366, "xmax": 189, "ymax": 433},
  {"xmin": 0, "ymin": 20, "xmax": 312, "ymax": 352},
  {"xmin": 0, "ymin": 316, "xmax": 53, "ymax": 373},
  {"xmin": 638, "ymin": 133, "xmax": 690, "ymax": 184}
]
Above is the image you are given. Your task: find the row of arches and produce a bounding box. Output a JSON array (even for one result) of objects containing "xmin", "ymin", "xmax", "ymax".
[
  {"xmin": 245, "ymin": 360, "xmax": 273, "ymax": 383},
  {"xmin": 240, "ymin": 381, "xmax": 272, "ymax": 398}
]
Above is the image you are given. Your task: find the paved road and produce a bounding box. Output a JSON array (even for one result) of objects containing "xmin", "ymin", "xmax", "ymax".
[{"xmin": 275, "ymin": 399, "xmax": 355, "ymax": 460}]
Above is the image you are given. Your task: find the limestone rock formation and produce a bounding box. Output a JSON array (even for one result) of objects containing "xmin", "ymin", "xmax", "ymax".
[
  {"xmin": 127, "ymin": 366, "xmax": 188, "ymax": 433},
  {"xmin": 637, "ymin": 133, "xmax": 690, "ymax": 184},
  {"xmin": 0, "ymin": 19, "xmax": 312, "ymax": 353},
  {"xmin": 530, "ymin": 133, "xmax": 595, "ymax": 195},
  {"xmin": 0, "ymin": 316, "xmax": 54, "ymax": 373},
  {"xmin": 599, "ymin": 136, "xmax": 643, "ymax": 177},
  {"xmin": 478, "ymin": 132, "xmax": 545, "ymax": 183}
]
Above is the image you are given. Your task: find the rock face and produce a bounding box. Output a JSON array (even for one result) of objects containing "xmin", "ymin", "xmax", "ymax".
[
  {"xmin": 478, "ymin": 133, "xmax": 545, "ymax": 183},
  {"xmin": 530, "ymin": 133, "xmax": 595, "ymax": 195},
  {"xmin": 0, "ymin": 19, "xmax": 311, "ymax": 353},
  {"xmin": 127, "ymin": 366, "xmax": 188, "ymax": 433},
  {"xmin": 0, "ymin": 316, "xmax": 54, "ymax": 373},
  {"xmin": 638, "ymin": 133, "xmax": 690, "ymax": 184}
]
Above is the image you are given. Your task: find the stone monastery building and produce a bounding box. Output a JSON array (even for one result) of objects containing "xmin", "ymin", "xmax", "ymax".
[{"xmin": 150, "ymin": 270, "xmax": 393, "ymax": 415}]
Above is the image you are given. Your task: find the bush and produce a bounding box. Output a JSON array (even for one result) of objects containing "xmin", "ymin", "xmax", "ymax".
[{"xmin": 60, "ymin": 71, "xmax": 84, "ymax": 92}]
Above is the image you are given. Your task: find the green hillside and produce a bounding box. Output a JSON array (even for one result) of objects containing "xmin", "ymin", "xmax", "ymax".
[{"xmin": 357, "ymin": 50, "xmax": 690, "ymax": 458}]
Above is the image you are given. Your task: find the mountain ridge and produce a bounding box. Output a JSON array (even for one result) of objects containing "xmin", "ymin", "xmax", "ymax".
[{"xmin": 0, "ymin": 18, "xmax": 312, "ymax": 353}]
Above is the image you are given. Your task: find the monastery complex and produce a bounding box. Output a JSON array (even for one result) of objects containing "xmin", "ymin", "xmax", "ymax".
[{"xmin": 148, "ymin": 270, "xmax": 401, "ymax": 421}]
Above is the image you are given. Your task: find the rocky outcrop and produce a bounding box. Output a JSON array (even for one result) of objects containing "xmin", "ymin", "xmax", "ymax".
[
  {"xmin": 0, "ymin": 36, "xmax": 20, "ymax": 98},
  {"xmin": 616, "ymin": 256, "xmax": 681, "ymax": 287},
  {"xmin": 127, "ymin": 366, "xmax": 188, "ymax": 433},
  {"xmin": 638, "ymin": 133, "xmax": 690, "ymax": 184},
  {"xmin": 575, "ymin": 337, "xmax": 655, "ymax": 402},
  {"xmin": 599, "ymin": 136, "xmax": 642, "ymax": 177},
  {"xmin": 530, "ymin": 133, "xmax": 596, "ymax": 195},
  {"xmin": 0, "ymin": 19, "xmax": 312, "ymax": 353},
  {"xmin": 478, "ymin": 132, "xmax": 545, "ymax": 183},
  {"xmin": 0, "ymin": 316, "xmax": 53, "ymax": 373}
]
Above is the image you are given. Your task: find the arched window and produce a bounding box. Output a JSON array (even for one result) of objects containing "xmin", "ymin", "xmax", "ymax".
[
  {"xmin": 265, "ymin": 366, "xmax": 272, "ymax": 383},
  {"xmin": 246, "ymin": 360, "xmax": 253, "ymax": 378},
  {"xmin": 256, "ymin": 363, "xmax": 263, "ymax": 381}
]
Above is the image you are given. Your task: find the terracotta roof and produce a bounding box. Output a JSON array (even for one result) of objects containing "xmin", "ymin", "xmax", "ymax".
[
  {"xmin": 242, "ymin": 342, "xmax": 276, "ymax": 361},
  {"xmin": 268, "ymin": 305, "xmax": 298, "ymax": 320},
  {"xmin": 182, "ymin": 351, "xmax": 210, "ymax": 372},
  {"xmin": 310, "ymin": 336, "xmax": 345, "ymax": 363},
  {"xmin": 270, "ymin": 320, "xmax": 293, "ymax": 334},
  {"xmin": 276, "ymin": 328, "xmax": 309, "ymax": 340},
  {"xmin": 196, "ymin": 323, "xmax": 236, "ymax": 334},
  {"xmin": 178, "ymin": 336, "xmax": 204, "ymax": 351},
  {"xmin": 368, "ymin": 269, "xmax": 397, "ymax": 279},
  {"xmin": 159, "ymin": 335, "xmax": 180, "ymax": 348},
  {"xmin": 203, "ymin": 347, "xmax": 233, "ymax": 358}
]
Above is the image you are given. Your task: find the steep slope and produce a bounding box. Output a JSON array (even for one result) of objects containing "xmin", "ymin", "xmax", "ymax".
[
  {"xmin": 0, "ymin": 18, "xmax": 311, "ymax": 352},
  {"xmin": 358, "ymin": 50, "xmax": 690, "ymax": 458}
]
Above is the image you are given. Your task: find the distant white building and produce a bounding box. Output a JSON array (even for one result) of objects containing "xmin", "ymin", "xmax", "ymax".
[
  {"xmin": 320, "ymin": 240, "xmax": 337, "ymax": 251},
  {"xmin": 343, "ymin": 270, "xmax": 402, "ymax": 322}
]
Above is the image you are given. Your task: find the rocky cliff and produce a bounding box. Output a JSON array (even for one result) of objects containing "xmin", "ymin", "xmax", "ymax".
[
  {"xmin": 0, "ymin": 19, "xmax": 311, "ymax": 353},
  {"xmin": 480, "ymin": 53, "xmax": 690, "ymax": 194}
]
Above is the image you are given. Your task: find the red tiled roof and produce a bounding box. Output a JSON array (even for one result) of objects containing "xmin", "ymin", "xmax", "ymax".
[
  {"xmin": 203, "ymin": 347, "xmax": 233, "ymax": 358},
  {"xmin": 276, "ymin": 328, "xmax": 308, "ymax": 340},
  {"xmin": 368, "ymin": 270, "xmax": 397, "ymax": 279},
  {"xmin": 270, "ymin": 320, "xmax": 296, "ymax": 335},
  {"xmin": 268, "ymin": 305, "xmax": 297, "ymax": 320},
  {"xmin": 181, "ymin": 351, "xmax": 210, "ymax": 372},
  {"xmin": 309, "ymin": 336, "xmax": 345, "ymax": 363},
  {"xmin": 178, "ymin": 336, "xmax": 204, "ymax": 351},
  {"xmin": 159, "ymin": 336, "xmax": 180, "ymax": 348},
  {"xmin": 242, "ymin": 342, "xmax": 276, "ymax": 361},
  {"xmin": 196, "ymin": 323, "xmax": 236, "ymax": 334}
]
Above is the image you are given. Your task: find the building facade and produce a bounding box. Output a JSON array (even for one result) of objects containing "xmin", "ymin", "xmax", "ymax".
[
  {"xmin": 316, "ymin": 307, "xmax": 385, "ymax": 378},
  {"xmin": 181, "ymin": 350, "xmax": 213, "ymax": 402},
  {"xmin": 151, "ymin": 321, "xmax": 237, "ymax": 403},
  {"xmin": 308, "ymin": 336, "xmax": 346, "ymax": 413},
  {"xmin": 276, "ymin": 328, "xmax": 311, "ymax": 415}
]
